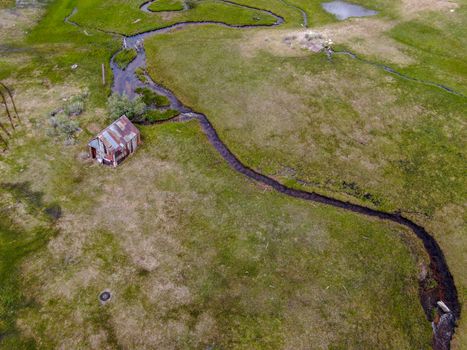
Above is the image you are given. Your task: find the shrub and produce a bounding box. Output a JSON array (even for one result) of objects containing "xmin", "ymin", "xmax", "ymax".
[
  {"xmin": 135, "ymin": 87, "xmax": 170, "ymax": 107},
  {"xmin": 63, "ymin": 89, "xmax": 89, "ymax": 116},
  {"xmin": 107, "ymin": 93, "xmax": 146, "ymax": 121},
  {"xmin": 114, "ymin": 48, "xmax": 137, "ymax": 70},
  {"xmin": 49, "ymin": 113, "xmax": 80, "ymax": 139},
  {"xmin": 64, "ymin": 96, "xmax": 85, "ymax": 116}
]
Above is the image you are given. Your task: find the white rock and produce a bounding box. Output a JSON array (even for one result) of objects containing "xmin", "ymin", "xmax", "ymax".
[{"xmin": 437, "ymin": 301, "xmax": 451, "ymax": 313}]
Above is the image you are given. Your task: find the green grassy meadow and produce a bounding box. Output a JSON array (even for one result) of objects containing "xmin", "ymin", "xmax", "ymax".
[
  {"xmin": 145, "ymin": 25, "xmax": 466, "ymax": 215},
  {"xmin": 0, "ymin": 119, "xmax": 431, "ymax": 348},
  {"xmin": 148, "ymin": 0, "xmax": 185, "ymax": 12},
  {"xmin": 0, "ymin": 0, "xmax": 465, "ymax": 348},
  {"xmin": 70, "ymin": 0, "xmax": 278, "ymax": 35}
]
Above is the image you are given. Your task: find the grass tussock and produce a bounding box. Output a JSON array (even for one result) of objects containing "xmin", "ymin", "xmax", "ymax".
[{"xmin": 113, "ymin": 48, "xmax": 137, "ymax": 70}]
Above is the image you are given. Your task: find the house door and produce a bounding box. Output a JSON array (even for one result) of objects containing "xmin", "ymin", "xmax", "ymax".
[{"xmin": 91, "ymin": 147, "xmax": 97, "ymax": 159}]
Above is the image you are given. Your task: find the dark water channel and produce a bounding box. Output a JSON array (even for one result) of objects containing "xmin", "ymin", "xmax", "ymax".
[{"xmin": 65, "ymin": 3, "xmax": 461, "ymax": 348}]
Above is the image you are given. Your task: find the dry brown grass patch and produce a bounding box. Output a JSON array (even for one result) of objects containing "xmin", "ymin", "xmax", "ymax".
[
  {"xmin": 0, "ymin": 7, "xmax": 43, "ymax": 43},
  {"xmin": 240, "ymin": 19, "xmax": 414, "ymax": 66},
  {"xmin": 401, "ymin": 0, "xmax": 459, "ymax": 19},
  {"xmin": 316, "ymin": 18, "xmax": 414, "ymax": 65},
  {"xmin": 239, "ymin": 29, "xmax": 325, "ymax": 58}
]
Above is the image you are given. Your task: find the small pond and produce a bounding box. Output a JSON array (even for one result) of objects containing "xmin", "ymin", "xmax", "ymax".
[{"xmin": 321, "ymin": 1, "xmax": 378, "ymax": 20}]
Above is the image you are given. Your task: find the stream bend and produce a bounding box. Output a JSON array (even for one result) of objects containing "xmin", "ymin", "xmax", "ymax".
[{"xmin": 64, "ymin": 2, "xmax": 461, "ymax": 348}]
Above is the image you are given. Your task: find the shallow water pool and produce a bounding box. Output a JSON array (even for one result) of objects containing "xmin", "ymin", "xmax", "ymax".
[{"xmin": 322, "ymin": 1, "xmax": 378, "ymax": 20}]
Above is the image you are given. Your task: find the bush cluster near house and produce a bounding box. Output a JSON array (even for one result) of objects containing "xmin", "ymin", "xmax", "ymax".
[
  {"xmin": 107, "ymin": 89, "xmax": 171, "ymax": 122},
  {"xmin": 113, "ymin": 48, "xmax": 137, "ymax": 70},
  {"xmin": 107, "ymin": 93, "xmax": 146, "ymax": 121},
  {"xmin": 47, "ymin": 91, "xmax": 89, "ymax": 141}
]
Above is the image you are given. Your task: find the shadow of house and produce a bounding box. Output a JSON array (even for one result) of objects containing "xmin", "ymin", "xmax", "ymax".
[{"xmin": 88, "ymin": 115, "xmax": 141, "ymax": 167}]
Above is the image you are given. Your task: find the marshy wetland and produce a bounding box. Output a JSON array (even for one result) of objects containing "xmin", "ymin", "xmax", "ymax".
[{"xmin": 0, "ymin": 0, "xmax": 466, "ymax": 349}]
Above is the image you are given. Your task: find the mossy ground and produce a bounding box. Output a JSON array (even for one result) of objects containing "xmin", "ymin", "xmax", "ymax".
[{"xmin": 0, "ymin": 0, "xmax": 465, "ymax": 348}]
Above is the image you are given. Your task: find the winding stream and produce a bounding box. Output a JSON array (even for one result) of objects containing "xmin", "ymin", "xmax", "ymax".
[
  {"xmin": 66, "ymin": 2, "xmax": 461, "ymax": 348},
  {"xmin": 140, "ymin": 0, "xmax": 189, "ymax": 13},
  {"xmin": 334, "ymin": 50, "xmax": 465, "ymax": 97},
  {"xmin": 277, "ymin": 0, "xmax": 308, "ymax": 27}
]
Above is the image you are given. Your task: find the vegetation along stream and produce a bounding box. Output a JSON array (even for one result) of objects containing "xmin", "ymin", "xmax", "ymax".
[{"xmin": 66, "ymin": 1, "xmax": 462, "ymax": 348}]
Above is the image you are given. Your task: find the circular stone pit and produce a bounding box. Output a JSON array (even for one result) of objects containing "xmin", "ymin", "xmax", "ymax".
[{"xmin": 99, "ymin": 290, "xmax": 112, "ymax": 304}]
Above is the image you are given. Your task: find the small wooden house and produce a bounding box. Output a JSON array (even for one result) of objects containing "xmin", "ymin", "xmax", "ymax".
[{"xmin": 88, "ymin": 115, "xmax": 140, "ymax": 167}]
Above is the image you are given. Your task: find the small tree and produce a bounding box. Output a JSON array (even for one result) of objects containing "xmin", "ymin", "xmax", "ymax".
[{"xmin": 107, "ymin": 93, "xmax": 145, "ymax": 121}]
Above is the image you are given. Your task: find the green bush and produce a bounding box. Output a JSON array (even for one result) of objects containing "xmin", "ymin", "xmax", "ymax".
[
  {"xmin": 135, "ymin": 87, "xmax": 170, "ymax": 107},
  {"xmin": 107, "ymin": 93, "xmax": 145, "ymax": 121},
  {"xmin": 114, "ymin": 48, "xmax": 137, "ymax": 70}
]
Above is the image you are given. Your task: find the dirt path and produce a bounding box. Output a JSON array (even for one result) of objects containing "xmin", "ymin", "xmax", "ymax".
[{"xmin": 64, "ymin": 2, "xmax": 461, "ymax": 348}]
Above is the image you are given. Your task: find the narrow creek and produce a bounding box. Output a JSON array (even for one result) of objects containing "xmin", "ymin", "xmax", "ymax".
[
  {"xmin": 66, "ymin": 2, "xmax": 461, "ymax": 348},
  {"xmin": 334, "ymin": 50, "xmax": 465, "ymax": 97}
]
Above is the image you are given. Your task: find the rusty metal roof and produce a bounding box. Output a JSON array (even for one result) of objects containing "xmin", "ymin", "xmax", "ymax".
[{"xmin": 90, "ymin": 115, "xmax": 139, "ymax": 151}]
